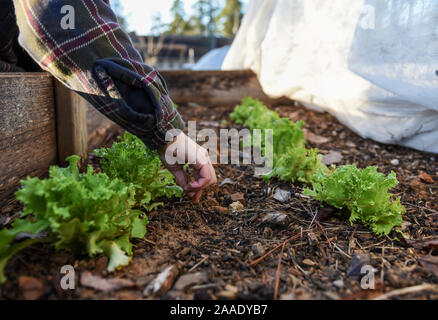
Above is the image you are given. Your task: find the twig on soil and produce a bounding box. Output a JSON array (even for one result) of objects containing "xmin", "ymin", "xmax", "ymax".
[
  {"xmin": 144, "ymin": 239, "xmax": 156, "ymax": 245},
  {"xmin": 308, "ymin": 210, "xmax": 317, "ymax": 228},
  {"xmin": 334, "ymin": 243, "xmax": 351, "ymax": 259},
  {"xmin": 373, "ymin": 284, "xmax": 438, "ymax": 300},
  {"xmin": 295, "ymin": 263, "xmax": 308, "ymax": 277},
  {"xmin": 273, "ymin": 243, "xmax": 286, "ymax": 300},
  {"xmin": 315, "ymin": 220, "xmax": 332, "ymax": 248},
  {"xmin": 188, "ymin": 255, "xmax": 208, "ymax": 272},
  {"xmin": 226, "ymin": 248, "xmax": 241, "ymax": 254},
  {"xmin": 248, "ymin": 212, "xmax": 263, "ymax": 224},
  {"xmin": 299, "ymin": 203, "xmax": 316, "ymax": 228},
  {"xmin": 249, "ymin": 230, "xmax": 310, "ymax": 266},
  {"xmin": 405, "ymin": 203, "xmax": 438, "ymax": 215},
  {"xmin": 289, "ymin": 254, "xmax": 310, "ymax": 280},
  {"xmin": 360, "ymin": 240, "xmax": 386, "ymax": 250}
]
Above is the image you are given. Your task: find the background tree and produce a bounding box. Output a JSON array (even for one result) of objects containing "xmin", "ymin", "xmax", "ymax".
[
  {"xmin": 150, "ymin": 13, "xmax": 166, "ymax": 35},
  {"xmin": 165, "ymin": 0, "xmax": 244, "ymax": 37},
  {"xmin": 216, "ymin": 0, "xmax": 243, "ymax": 37},
  {"xmin": 167, "ymin": 0, "xmax": 192, "ymax": 35},
  {"xmin": 189, "ymin": 0, "xmax": 219, "ymax": 36},
  {"xmin": 110, "ymin": 0, "xmax": 129, "ymax": 30}
]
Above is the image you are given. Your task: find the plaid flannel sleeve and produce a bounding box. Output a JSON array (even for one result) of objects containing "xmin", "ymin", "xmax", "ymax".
[{"xmin": 13, "ymin": 0, "xmax": 185, "ymax": 150}]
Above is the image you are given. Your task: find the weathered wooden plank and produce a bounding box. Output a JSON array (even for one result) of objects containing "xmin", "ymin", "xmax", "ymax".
[
  {"xmin": 0, "ymin": 73, "xmax": 57, "ymax": 205},
  {"xmin": 87, "ymin": 103, "xmax": 121, "ymax": 152},
  {"xmin": 54, "ymin": 80, "xmax": 88, "ymax": 166},
  {"xmin": 160, "ymin": 70, "xmax": 294, "ymax": 107}
]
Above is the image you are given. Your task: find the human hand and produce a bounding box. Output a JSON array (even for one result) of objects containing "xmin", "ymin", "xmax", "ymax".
[{"xmin": 158, "ymin": 132, "xmax": 217, "ymax": 202}]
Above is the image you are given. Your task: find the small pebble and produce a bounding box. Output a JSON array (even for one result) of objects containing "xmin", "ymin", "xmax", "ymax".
[
  {"xmin": 230, "ymin": 193, "xmax": 245, "ymax": 202},
  {"xmin": 252, "ymin": 242, "xmax": 266, "ymax": 256},
  {"xmin": 176, "ymin": 247, "xmax": 191, "ymax": 259},
  {"xmin": 280, "ymin": 291, "xmax": 296, "ymax": 300},
  {"xmin": 212, "ymin": 206, "xmax": 229, "ymax": 214},
  {"xmin": 263, "ymin": 227, "xmax": 273, "ymax": 239},
  {"xmin": 262, "ymin": 212, "xmax": 287, "ymax": 225},
  {"xmin": 302, "ymin": 259, "xmax": 316, "ymax": 266},
  {"xmin": 273, "ymin": 188, "xmax": 291, "ymax": 203},
  {"xmin": 217, "ymin": 285, "xmax": 239, "ymax": 299},
  {"xmin": 390, "ymin": 159, "xmax": 400, "ymax": 166},
  {"xmin": 322, "ymin": 151, "xmax": 343, "ymax": 165},
  {"xmin": 173, "ymin": 272, "xmax": 208, "ymax": 291},
  {"xmin": 219, "ymin": 178, "xmax": 235, "ymax": 187},
  {"xmin": 229, "ymin": 201, "xmax": 244, "ymax": 212},
  {"xmin": 333, "ymin": 279, "xmax": 344, "ymax": 289}
]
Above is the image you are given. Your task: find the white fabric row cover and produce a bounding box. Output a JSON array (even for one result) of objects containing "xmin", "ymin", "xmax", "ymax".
[
  {"xmin": 193, "ymin": 46, "xmax": 230, "ymax": 70},
  {"xmin": 223, "ymin": 0, "xmax": 438, "ymax": 154}
]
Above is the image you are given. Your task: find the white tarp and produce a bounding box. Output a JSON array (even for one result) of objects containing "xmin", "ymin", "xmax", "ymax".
[
  {"xmin": 222, "ymin": 0, "xmax": 438, "ymax": 153},
  {"xmin": 193, "ymin": 46, "xmax": 230, "ymax": 70}
]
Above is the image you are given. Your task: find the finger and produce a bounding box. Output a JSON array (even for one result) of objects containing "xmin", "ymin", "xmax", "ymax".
[
  {"xmin": 187, "ymin": 191, "xmax": 196, "ymax": 199},
  {"xmin": 193, "ymin": 190, "xmax": 203, "ymax": 203},
  {"xmin": 188, "ymin": 164, "xmax": 211, "ymax": 190},
  {"xmin": 207, "ymin": 163, "xmax": 217, "ymax": 187},
  {"xmin": 173, "ymin": 170, "xmax": 189, "ymax": 191},
  {"xmin": 198, "ymin": 162, "xmax": 216, "ymax": 189}
]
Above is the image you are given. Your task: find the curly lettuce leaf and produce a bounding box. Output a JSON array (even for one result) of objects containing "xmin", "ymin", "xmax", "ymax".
[
  {"xmin": 304, "ymin": 165, "xmax": 405, "ymax": 235},
  {"xmin": 0, "ymin": 238, "xmax": 43, "ymax": 284},
  {"xmin": 1, "ymin": 155, "xmax": 149, "ymax": 284},
  {"xmin": 0, "ymin": 218, "xmax": 49, "ymax": 284},
  {"xmin": 231, "ymin": 97, "xmax": 326, "ymax": 184},
  {"xmin": 103, "ymin": 241, "xmax": 131, "ymax": 272},
  {"xmin": 94, "ymin": 132, "xmax": 183, "ymax": 209},
  {"xmin": 265, "ymin": 147, "xmax": 328, "ymax": 184}
]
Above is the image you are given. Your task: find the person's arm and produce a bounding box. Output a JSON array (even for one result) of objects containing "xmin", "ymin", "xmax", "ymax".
[
  {"xmin": 13, "ymin": 0, "xmax": 182, "ymax": 149},
  {"xmin": 13, "ymin": 0, "xmax": 216, "ymax": 200}
]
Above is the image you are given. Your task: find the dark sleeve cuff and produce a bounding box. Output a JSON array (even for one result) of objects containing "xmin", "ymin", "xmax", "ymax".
[{"xmin": 92, "ymin": 58, "xmax": 185, "ymax": 150}]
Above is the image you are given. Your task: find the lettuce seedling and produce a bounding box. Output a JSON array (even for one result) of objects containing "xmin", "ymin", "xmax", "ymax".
[
  {"xmin": 94, "ymin": 132, "xmax": 183, "ymax": 210},
  {"xmin": 231, "ymin": 97, "xmax": 280, "ymax": 131},
  {"xmin": 265, "ymin": 147, "xmax": 328, "ymax": 184},
  {"xmin": 304, "ymin": 165, "xmax": 405, "ymax": 235},
  {"xmin": 0, "ymin": 156, "xmax": 148, "ymax": 284},
  {"xmin": 230, "ymin": 97, "xmax": 326, "ymax": 184}
]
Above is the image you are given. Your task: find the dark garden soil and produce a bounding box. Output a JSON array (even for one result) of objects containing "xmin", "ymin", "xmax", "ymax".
[{"xmin": 1, "ymin": 102, "xmax": 438, "ymax": 300}]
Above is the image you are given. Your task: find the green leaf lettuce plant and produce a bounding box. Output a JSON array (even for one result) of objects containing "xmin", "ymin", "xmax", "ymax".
[
  {"xmin": 94, "ymin": 132, "xmax": 183, "ymax": 210},
  {"xmin": 0, "ymin": 155, "xmax": 147, "ymax": 283}
]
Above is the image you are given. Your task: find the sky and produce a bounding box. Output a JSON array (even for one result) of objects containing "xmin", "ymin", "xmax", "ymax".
[{"xmin": 118, "ymin": 0, "xmax": 250, "ymax": 35}]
